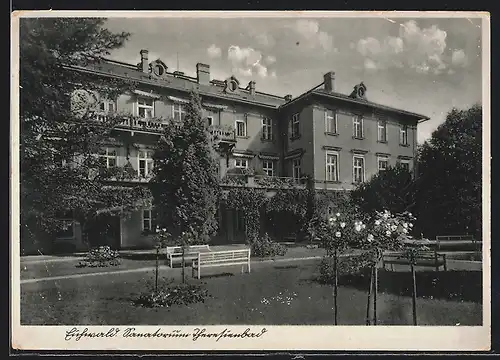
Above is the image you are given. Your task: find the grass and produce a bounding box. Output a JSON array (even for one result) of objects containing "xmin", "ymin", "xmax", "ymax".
[
  {"xmin": 20, "ymin": 259, "xmax": 482, "ymax": 326},
  {"xmin": 20, "ymin": 258, "xmax": 163, "ymax": 280}
]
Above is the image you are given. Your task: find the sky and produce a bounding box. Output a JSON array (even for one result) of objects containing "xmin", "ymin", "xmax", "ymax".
[{"xmin": 103, "ymin": 15, "xmax": 484, "ymax": 143}]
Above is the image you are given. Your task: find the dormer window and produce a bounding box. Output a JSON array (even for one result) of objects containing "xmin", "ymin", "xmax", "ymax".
[
  {"xmin": 349, "ymin": 82, "xmax": 368, "ymax": 100},
  {"xmin": 149, "ymin": 59, "xmax": 168, "ymax": 79},
  {"xmin": 224, "ymin": 76, "xmax": 240, "ymax": 94}
]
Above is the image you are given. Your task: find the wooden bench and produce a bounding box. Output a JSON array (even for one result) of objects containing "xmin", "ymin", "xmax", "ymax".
[
  {"xmin": 192, "ymin": 248, "xmax": 251, "ymax": 279},
  {"xmin": 382, "ymin": 251, "xmax": 447, "ymax": 272},
  {"xmin": 166, "ymin": 245, "xmax": 211, "ymax": 268},
  {"xmin": 436, "ymin": 235, "xmax": 480, "ymax": 251}
]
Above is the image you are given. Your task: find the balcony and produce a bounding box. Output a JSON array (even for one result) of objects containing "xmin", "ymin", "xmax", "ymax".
[
  {"xmin": 95, "ymin": 113, "xmax": 237, "ymax": 141},
  {"xmin": 220, "ymin": 173, "xmax": 307, "ymax": 190},
  {"xmin": 207, "ymin": 124, "xmax": 237, "ymax": 143}
]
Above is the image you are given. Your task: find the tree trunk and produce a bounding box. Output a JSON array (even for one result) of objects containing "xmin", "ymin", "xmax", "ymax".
[
  {"xmin": 411, "ymin": 263, "xmax": 418, "ymax": 325},
  {"xmin": 333, "ymin": 247, "xmax": 338, "ymax": 325},
  {"xmin": 373, "ymin": 263, "xmax": 378, "ymax": 326},
  {"xmin": 155, "ymin": 247, "xmax": 159, "ymax": 292},
  {"xmin": 181, "ymin": 246, "xmax": 186, "ymax": 284},
  {"xmin": 81, "ymin": 220, "xmax": 90, "ymax": 252},
  {"xmin": 366, "ymin": 267, "xmax": 373, "ymax": 325}
]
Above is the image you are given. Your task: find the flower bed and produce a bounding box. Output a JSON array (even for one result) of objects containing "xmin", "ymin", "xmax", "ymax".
[
  {"xmin": 76, "ymin": 246, "xmax": 121, "ymax": 268},
  {"xmin": 251, "ymin": 233, "xmax": 288, "ymax": 258},
  {"xmin": 134, "ymin": 283, "xmax": 210, "ymax": 308}
]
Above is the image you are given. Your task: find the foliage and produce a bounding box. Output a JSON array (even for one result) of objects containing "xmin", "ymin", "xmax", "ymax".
[
  {"xmin": 317, "ymin": 253, "xmax": 373, "ymax": 284},
  {"xmin": 416, "ymin": 104, "xmax": 482, "ymax": 240},
  {"xmin": 220, "ymin": 167, "xmax": 253, "ymax": 186},
  {"xmin": 152, "ymin": 227, "xmax": 171, "ymax": 249},
  {"xmin": 350, "ymin": 164, "xmax": 416, "ymax": 216},
  {"xmin": 251, "ymin": 233, "xmax": 288, "ymax": 258},
  {"xmin": 151, "ymin": 90, "xmax": 221, "ymax": 243},
  {"xmin": 134, "ymin": 283, "xmax": 210, "ymax": 308},
  {"xmin": 76, "ymin": 245, "xmax": 121, "ymax": 267},
  {"xmin": 354, "ymin": 210, "xmax": 416, "ymax": 262},
  {"xmin": 321, "ymin": 211, "xmax": 367, "ymax": 255},
  {"xmin": 224, "ymin": 188, "xmax": 268, "ymax": 242},
  {"xmin": 20, "ymin": 18, "xmax": 150, "ymax": 246},
  {"xmin": 265, "ymin": 188, "xmax": 309, "ymax": 216}
]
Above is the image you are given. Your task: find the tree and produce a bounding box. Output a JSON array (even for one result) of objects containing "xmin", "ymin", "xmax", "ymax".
[
  {"xmin": 150, "ymin": 90, "xmax": 221, "ymax": 281},
  {"xmin": 20, "ymin": 18, "xmax": 151, "ymax": 254},
  {"xmin": 350, "ymin": 164, "xmax": 416, "ymax": 216},
  {"xmin": 416, "ymin": 104, "xmax": 482, "ymax": 240}
]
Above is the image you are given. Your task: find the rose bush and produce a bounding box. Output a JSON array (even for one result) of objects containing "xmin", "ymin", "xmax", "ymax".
[
  {"xmin": 76, "ymin": 245, "xmax": 121, "ymax": 268},
  {"xmin": 251, "ymin": 233, "xmax": 288, "ymax": 258}
]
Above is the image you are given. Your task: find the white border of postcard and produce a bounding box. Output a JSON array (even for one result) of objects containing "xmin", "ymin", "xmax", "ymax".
[{"xmin": 10, "ymin": 10, "xmax": 491, "ymax": 351}]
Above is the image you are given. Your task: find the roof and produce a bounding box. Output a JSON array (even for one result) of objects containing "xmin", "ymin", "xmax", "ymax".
[
  {"xmin": 280, "ymin": 85, "xmax": 429, "ymax": 122},
  {"xmin": 67, "ymin": 58, "xmax": 285, "ymax": 109},
  {"xmin": 68, "ymin": 57, "xmax": 430, "ymax": 121},
  {"xmin": 312, "ymin": 89, "xmax": 430, "ymax": 122}
]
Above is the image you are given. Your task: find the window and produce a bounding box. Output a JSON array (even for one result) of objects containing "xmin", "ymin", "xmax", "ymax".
[
  {"xmin": 138, "ymin": 150, "xmax": 154, "ymax": 177},
  {"xmin": 206, "ymin": 116, "xmax": 214, "ymax": 127},
  {"xmin": 291, "ymin": 113, "xmax": 300, "ymax": 138},
  {"xmin": 262, "ymin": 117, "xmax": 273, "ymax": 140},
  {"xmin": 326, "ymin": 151, "xmax": 339, "ymax": 182},
  {"xmin": 98, "ymin": 147, "xmax": 117, "ymax": 168},
  {"xmin": 137, "ymin": 97, "xmax": 154, "ymax": 118},
  {"xmin": 292, "ymin": 158, "xmax": 301, "ymax": 182},
  {"xmin": 236, "ymin": 117, "xmax": 247, "ymax": 137},
  {"xmin": 99, "ymin": 100, "xmax": 116, "ymax": 113},
  {"xmin": 378, "ymin": 156, "xmax": 389, "ymax": 171},
  {"xmin": 325, "ymin": 109, "xmax": 337, "ymax": 134},
  {"xmin": 353, "ymin": 115, "xmax": 363, "ymax": 138},
  {"xmin": 377, "ymin": 119, "xmax": 387, "ymax": 142},
  {"xmin": 400, "ymin": 125, "xmax": 409, "ymax": 145},
  {"xmin": 142, "ymin": 209, "xmax": 152, "ymax": 232},
  {"xmin": 262, "ymin": 160, "xmax": 274, "ymax": 176},
  {"xmin": 353, "ymin": 155, "xmax": 365, "ymax": 183},
  {"xmin": 400, "ymin": 160, "xmax": 411, "ymax": 172},
  {"xmin": 173, "ymin": 103, "xmax": 186, "ymax": 121},
  {"xmin": 234, "ymin": 158, "xmax": 248, "ymax": 169}
]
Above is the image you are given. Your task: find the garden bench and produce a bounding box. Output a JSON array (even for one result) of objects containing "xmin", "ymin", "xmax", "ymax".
[
  {"xmin": 191, "ymin": 248, "xmax": 251, "ymax": 279},
  {"xmin": 166, "ymin": 245, "xmax": 211, "ymax": 268},
  {"xmin": 382, "ymin": 251, "xmax": 447, "ymax": 272},
  {"xmin": 436, "ymin": 235, "xmax": 480, "ymax": 251}
]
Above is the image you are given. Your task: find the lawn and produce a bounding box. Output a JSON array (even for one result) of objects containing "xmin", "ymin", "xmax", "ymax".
[{"xmin": 20, "ymin": 258, "xmax": 482, "ymax": 326}]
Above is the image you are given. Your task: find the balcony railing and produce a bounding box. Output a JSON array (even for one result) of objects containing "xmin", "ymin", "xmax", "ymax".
[
  {"xmin": 208, "ymin": 124, "xmax": 237, "ymax": 143},
  {"xmin": 94, "ymin": 113, "xmax": 237, "ymax": 141},
  {"xmin": 220, "ymin": 173, "xmax": 307, "ymax": 189}
]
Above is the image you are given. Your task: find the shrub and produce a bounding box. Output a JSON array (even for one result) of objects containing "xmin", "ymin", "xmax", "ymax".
[
  {"xmin": 251, "ymin": 233, "xmax": 288, "ymax": 258},
  {"xmin": 76, "ymin": 245, "xmax": 121, "ymax": 268},
  {"xmin": 134, "ymin": 283, "xmax": 210, "ymax": 308},
  {"xmin": 317, "ymin": 253, "xmax": 372, "ymax": 284}
]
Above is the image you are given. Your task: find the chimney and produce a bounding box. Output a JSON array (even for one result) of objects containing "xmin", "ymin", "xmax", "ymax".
[
  {"xmin": 140, "ymin": 49, "xmax": 149, "ymax": 73},
  {"xmin": 196, "ymin": 63, "xmax": 210, "ymax": 85},
  {"xmin": 248, "ymin": 81, "xmax": 256, "ymax": 96},
  {"xmin": 284, "ymin": 94, "xmax": 293, "ymax": 102},
  {"xmin": 323, "ymin": 71, "xmax": 335, "ymax": 92}
]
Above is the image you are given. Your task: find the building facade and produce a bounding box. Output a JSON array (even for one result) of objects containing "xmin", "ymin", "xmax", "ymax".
[{"xmin": 48, "ymin": 49, "xmax": 429, "ymax": 253}]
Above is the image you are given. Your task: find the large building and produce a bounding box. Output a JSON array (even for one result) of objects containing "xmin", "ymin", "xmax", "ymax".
[{"xmin": 50, "ymin": 49, "xmax": 429, "ymax": 252}]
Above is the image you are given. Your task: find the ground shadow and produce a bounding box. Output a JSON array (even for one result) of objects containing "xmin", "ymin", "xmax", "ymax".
[
  {"xmin": 273, "ymin": 265, "xmax": 300, "ymax": 270},
  {"xmin": 316, "ymin": 269, "xmax": 483, "ymax": 303},
  {"xmin": 119, "ymin": 253, "xmax": 168, "ymax": 261},
  {"xmin": 199, "ymin": 272, "xmax": 234, "ymax": 279}
]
